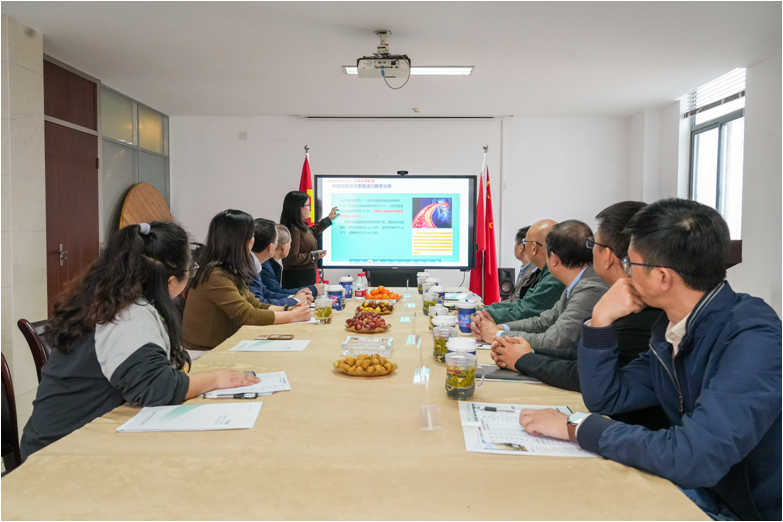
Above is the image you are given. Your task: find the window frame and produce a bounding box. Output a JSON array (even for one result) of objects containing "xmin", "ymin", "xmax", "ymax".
[{"xmin": 688, "ymin": 106, "xmax": 744, "ymax": 218}]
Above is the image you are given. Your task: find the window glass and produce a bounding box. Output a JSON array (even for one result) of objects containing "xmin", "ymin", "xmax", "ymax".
[
  {"xmin": 101, "ymin": 89, "xmax": 134, "ymax": 144},
  {"xmin": 138, "ymin": 105, "xmax": 164, "ymax": 154},
  {"xmin": 719, "ymin": 118, "xmax": 744, "ymax": 239},
  {"xmin": 694, "ymin": 97, "xmax": 745, "ymax": 126},
  {"xmin": 692, "ymin": 127, "xmax": 719, "ymax": 207}
]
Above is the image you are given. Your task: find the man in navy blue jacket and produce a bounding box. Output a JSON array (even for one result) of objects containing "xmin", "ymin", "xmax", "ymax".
[
  {"xmin": 517, "ymin": 199, "xmax": 781, "ymax": 521},
  {"xmin": 249, "ymin": 219, "xmax": 313, "ymax": 307},
  {"xmin": 261, "ymin": 224, "xmax": 323, "ymax": 299}
]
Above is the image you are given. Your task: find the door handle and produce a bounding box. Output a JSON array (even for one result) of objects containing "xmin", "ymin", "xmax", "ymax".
[{"xmin": 59, "ymin": 244, "xmax": 68, "ymax": 267}]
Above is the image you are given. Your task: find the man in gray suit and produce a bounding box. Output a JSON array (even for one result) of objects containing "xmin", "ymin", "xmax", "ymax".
[{"xmin": 474, "ymin": 220, "xmax": 609, "ymax": 358}]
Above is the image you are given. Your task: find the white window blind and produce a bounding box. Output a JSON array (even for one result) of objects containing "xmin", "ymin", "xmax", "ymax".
[{"xmin": 685, "ymin": 68, "xmax": 746, "ymax": 118}]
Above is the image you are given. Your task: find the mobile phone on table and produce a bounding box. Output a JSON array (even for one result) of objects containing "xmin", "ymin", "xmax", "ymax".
[{"xmin": 255, "ymin": 334, "xmax": 294, "ymax": 340}]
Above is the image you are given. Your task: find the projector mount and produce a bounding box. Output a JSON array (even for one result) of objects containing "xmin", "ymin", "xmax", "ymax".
[{"xmin": 356, "ymin": 30, "xmax": 411, "ymax": 90}]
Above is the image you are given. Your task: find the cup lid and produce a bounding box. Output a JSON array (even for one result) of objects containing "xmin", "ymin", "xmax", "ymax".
[
  {"xmin": 429, "ymin": 305, "xmax": 449, "ymax": 315},
  {"xmin": 424, "ymin": 277, "xmax": 439, "ymax": 283},
  {"xmin": 340, "ymin": 276, "xmax": 353, "ymax": 281},
  {"xmin": 327, "ymin": 285, "xmax": 344, "ymax": 291},
  {"xmin": 432, "ymin": 315, "xmax": 457, "ymax": 326},
  {"xmin": 446, "ymin": 338, "xmax": 477, "ymax": 351},
  {"xmin": 430, "ymin": 286, "xmax": 447, "ymax": 292},
  {"xmin": 456, "ymin": 300, "xmax": 478, "ymax": 308}
]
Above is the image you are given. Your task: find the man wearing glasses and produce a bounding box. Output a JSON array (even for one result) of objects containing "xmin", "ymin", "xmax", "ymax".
[
  {"xmin": 517, "ymin": 199, "xmax": 781, "ymax": 521},
  {"xmin": 475, "ymin": 220, "xmax": 609, "ymax": 359},
  {"xmin": 479, "ymin": 220, "xmax": 566, "ymax": 324}
]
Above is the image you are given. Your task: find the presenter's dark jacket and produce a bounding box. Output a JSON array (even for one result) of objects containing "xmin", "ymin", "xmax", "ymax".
[
  {"xmin": 182, "ymin": 269, "xmax": 274, "ymax": 351},
  {"xmin": 281, "ymin": 217, "xmax": 332, "ymax": 274},
  {"xmin": 513, "ymin": 306, "xmax": 670, "ymax": 431},
  {"xmin": 577, "ymin": 282, "xmax": 781, "ymax": 521}
]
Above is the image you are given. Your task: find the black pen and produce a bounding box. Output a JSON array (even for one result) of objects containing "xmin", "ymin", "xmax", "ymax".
[
  {"xmin": 202, "ymin": 392, "xmax": 259, "ymax": 399},
  {"xmin": 479, "ymin": 406, "xmax": 516, "ymax": 412}
]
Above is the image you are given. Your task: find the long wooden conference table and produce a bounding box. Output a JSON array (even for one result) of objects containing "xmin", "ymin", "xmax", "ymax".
[{"xmin": 3, "ymin": 290, "xmax": 706, "ymax": 520}]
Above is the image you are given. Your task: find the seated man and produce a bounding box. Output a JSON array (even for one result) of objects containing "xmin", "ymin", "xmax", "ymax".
[
  {"xmin": 481, "ymin": 220, "xmax": 565, "ymax": 323},
  {"xmin": 261, "ymin": 224, "xmax": 324, "ymax": 298},
  {"xmin": 492, "ymin": 201, "xmax": 669, "ymax": 431},
  {"xmin": 517, "ymin": 199, "xmax": 781, "ymax": 521},
  {"xmin": 503, "ymin": 226, "xmax": 542, "ymax": 303},
  {"xmin": 475, "ymin": 220, "xmax": 609, "ymax": 358},
  {"xmin": 249, "ymin": 219, "xmax": 313, "ymax": 307}
]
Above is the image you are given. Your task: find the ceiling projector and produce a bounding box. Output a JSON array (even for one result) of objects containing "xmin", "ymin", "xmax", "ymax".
[{"xmin": 356, "ymin": 30, "xmax": 410, "ymax": 79}]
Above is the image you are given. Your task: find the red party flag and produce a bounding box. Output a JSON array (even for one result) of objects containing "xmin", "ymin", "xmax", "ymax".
[
  {"xmin": 482, "ymin": 167, "xmax": 501, "ymax": 305},
  {"xmin": 299, "ymin": 154, "xmax": 314, "ymax": 226},
  {"xmin": 469, "ymin": 158, "xmax": 486, "ymax": 295}
]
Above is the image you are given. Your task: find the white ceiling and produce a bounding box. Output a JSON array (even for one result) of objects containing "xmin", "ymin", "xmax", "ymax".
[{"xmin": 3, "ymin": 2, "xmax": 780, "ymax": 118}]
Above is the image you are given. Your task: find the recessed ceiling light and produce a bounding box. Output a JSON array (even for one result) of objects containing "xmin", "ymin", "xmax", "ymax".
[{"xmin": 342, "ymin": 66, "xmax": 473, "ymax": 76}]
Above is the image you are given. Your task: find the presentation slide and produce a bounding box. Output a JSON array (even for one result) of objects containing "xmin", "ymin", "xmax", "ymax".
[{"xmin": 315, "ymin": 176, "xmax": 476, "ymax": 269}]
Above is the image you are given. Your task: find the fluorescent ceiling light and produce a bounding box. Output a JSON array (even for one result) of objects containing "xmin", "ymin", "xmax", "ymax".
[{"xmin": 342, "ymin": 66, "xmax": 473, "ymax": 76}]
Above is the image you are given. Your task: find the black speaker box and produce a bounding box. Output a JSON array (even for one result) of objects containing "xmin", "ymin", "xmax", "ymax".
[{"xmin": 498, "ymin": 268, "xmax": 516, "ymax": 300}]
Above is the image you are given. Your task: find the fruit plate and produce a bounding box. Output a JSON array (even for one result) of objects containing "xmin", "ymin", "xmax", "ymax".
[
  {"xmin": 345, "ymin": 324, "xmax": 391, "ymax": 334},
  {"xmin": 333, "ymin": 359, "xmax": 398, "ymax": 377},
  {"xmin": 355, "ymin": 307, "xmax": 393, "ymax": 315}
]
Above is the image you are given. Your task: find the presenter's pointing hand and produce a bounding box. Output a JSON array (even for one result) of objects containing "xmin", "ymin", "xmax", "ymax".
[{"xmin": 329, "ymin": 207, "xmax": 340, "ymax": 220}]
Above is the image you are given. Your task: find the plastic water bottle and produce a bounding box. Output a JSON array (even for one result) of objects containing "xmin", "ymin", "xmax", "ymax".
[{"xmin": 355, "ymin": 272, "xmax": 367, "ymax": 299}]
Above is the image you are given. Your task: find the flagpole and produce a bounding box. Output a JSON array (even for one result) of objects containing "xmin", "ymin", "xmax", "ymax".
[{"xmin": 481, "ymin": 145, "xmax": 488, "ymax": 301}]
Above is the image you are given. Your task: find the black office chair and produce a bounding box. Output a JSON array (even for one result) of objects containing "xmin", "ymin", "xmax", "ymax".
[
  {"xmin": 2, "ymin": 353, "xmax": 22, "ymax": 473},
  {"xmin": 17, "ymin": 319, "xmax": 52, "ymax": 383}
]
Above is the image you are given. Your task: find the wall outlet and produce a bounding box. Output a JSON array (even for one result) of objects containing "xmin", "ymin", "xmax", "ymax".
[{"xmin": 239, "ymin": 132, "xmax": 248, "ymax": 140}]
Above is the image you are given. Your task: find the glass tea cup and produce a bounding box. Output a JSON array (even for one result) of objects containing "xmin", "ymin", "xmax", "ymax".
[
  {"xmin": 445, "ymin": 350, "xmax": 485, "ymax": 400},
  {"xmin": 314, "ymin": 296, "xmax": 333, "ymax": 324}
]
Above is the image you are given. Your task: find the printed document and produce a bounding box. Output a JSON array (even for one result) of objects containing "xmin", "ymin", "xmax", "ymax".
[
  {"xmin": 207, "ymin": 371, "xmax": 292, "ymax": 396},
  {"xmin": 229, "ymin": 340, "xmax": 310, "ymax": 352},
  {"xmin": 117, "ymin": 403, "xmax": 262, "ymax": 432},
  {"xmin": 459, "ymin": 402, "xmax": 597, "ymax": 457}
]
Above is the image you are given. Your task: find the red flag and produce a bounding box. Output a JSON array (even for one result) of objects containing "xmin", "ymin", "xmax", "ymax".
[
  {"xmin": 482, "ymin": 167, "xmax": 501, "ymax": 305},
  {"xmin": 299, "ymin": 154, "xmax": 315, "ymax": 226},
  {"xmin": 469, "ymin": 159, "xmax": 486, "ymax": 295}
]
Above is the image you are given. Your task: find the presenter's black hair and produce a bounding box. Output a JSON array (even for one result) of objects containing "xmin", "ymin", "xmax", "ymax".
[
  {"xmin": 624, "ymin": 198, "xmax": 728, "ymax": 291},
  {"xmin": 595, "ymin": 201, "xmax": 647, "ymax": 259},
  {"xmin": 252, "ymin": 218, "xmax": 278, "ymax": 253},
  {"xmin": 280, "ymin": 191, "xmax": 310, "ymax": 232},
  {"xmin": 546, "ymin": 220, "xmax": 593, "ymax": 269},
  {"xmin": 191, "ymin": 209, "xmax": 257, "ymax": 291}
]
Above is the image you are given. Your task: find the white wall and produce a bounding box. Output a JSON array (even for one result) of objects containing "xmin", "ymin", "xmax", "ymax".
[
  {"xmin": 170, "ymin": 117, "xmax": 501, "ymax": 286},
  {"xmin": 171, "ymin": 116, "xmax": 636, "ymax": 286},
  {"xmin": 733, "ymin": 53, "xmax": 782, "ymax": 316},
  {"xmin": 497, "ymin": 117, "xmax": 633, "ymax": 271}
]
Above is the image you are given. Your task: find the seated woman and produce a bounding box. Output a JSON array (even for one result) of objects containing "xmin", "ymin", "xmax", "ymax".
[
  {"xmin": 183, "ymin": 209, "xmax": 310, "ymax": 351},
  {"xmin": 21, "ymin": 222, "xmax": 260, "ymax": 460}
]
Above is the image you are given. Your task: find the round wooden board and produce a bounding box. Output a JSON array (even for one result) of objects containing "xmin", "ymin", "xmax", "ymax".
[{"xmin": 119, "ymin": 183, "xmax": 174, "ymax": 229}]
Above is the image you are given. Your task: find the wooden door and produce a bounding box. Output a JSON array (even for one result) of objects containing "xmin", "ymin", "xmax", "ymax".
[
  {"xmin": 44, "ymin": 123, "xmax": 99, "ymax": 314},
  {"xmin": 44, "ymin": 61, "xmax": 99, "ymax": 315}
]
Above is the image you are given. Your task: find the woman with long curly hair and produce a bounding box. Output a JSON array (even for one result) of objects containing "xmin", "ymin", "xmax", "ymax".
[
  {"xmin": 21, "ymin": 221, "xmax": 259, "ymax": 459},
  {"xmin": 279, "ymin": 191, "xmax": 339, "ymax": 288},
  {"xmin": 182, "ymin": 209, "xmax": 310, "ymax": 351}
]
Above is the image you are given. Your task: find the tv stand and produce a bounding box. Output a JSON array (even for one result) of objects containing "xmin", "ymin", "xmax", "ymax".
[{"xmin": 363, "ymin": 267, "xmax": 421, "ymax": 288}]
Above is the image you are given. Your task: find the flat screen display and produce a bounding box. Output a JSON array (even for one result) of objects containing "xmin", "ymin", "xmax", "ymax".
[{"xmin": 314, "ymin": 175, "xmax": 476, "ymax": 269}]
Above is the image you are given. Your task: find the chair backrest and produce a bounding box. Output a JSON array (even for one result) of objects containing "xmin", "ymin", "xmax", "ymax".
[
  {"xmin": 17, "ymin": 319, "xmax": 51, "ymax": 383},
  {"xmin": 1, "ymin": 353, "xmax": 22, "ymax": 472}
]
